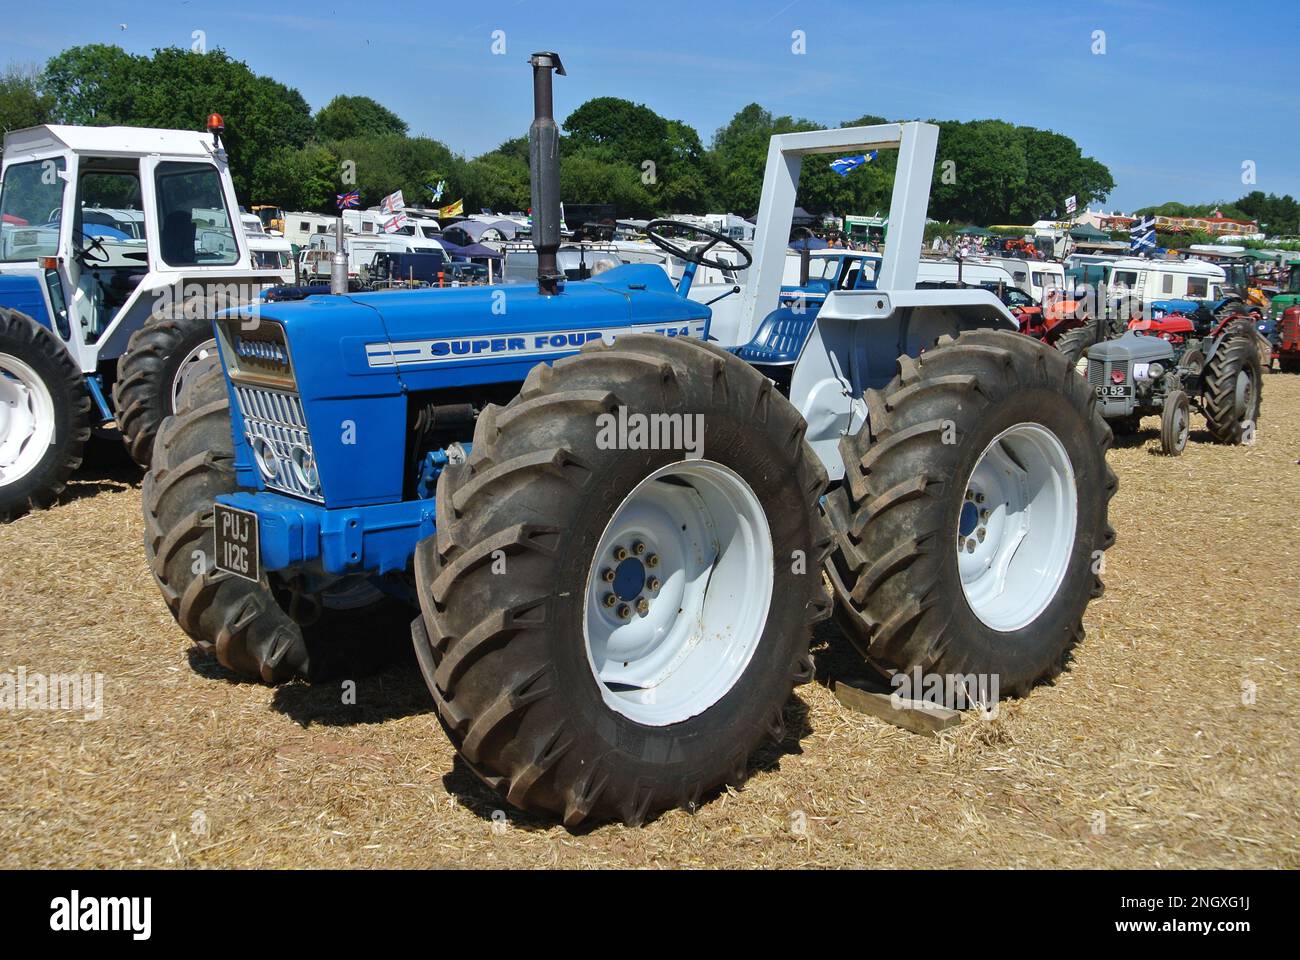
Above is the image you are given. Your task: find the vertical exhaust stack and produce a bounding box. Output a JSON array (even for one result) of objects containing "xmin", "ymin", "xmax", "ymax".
[{"xmin": 529, "ymin": 52, "xmax": 566, "ymax": 295}]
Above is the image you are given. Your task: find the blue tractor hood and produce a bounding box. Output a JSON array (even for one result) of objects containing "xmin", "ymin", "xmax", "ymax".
[
  {"xmin": 215, "ymin": 263, "xmax": 709, "ymax": 508},
  {"xmin": 235, "ymin": 262, "xmax": 708, "ymax": 398}
]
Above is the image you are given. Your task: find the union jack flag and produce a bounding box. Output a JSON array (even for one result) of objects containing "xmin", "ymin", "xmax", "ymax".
[{"xmin": 336, "ymin": 190, "xmax": 361, "ymax": 210}]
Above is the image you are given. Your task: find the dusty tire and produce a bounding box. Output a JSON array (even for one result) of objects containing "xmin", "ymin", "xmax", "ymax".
[
  {"xmin": 0, "ymin": 308, "xmax": 91, "ymax": 522},
  {"xmin": 1055, "ymin": 319, "xmax": 1105, "ymax": 369},
  {"xmin": 142, "ymin": 365, "xmax": 406, "ymax": 682},
  {"xmin": 1202, "ymin": 322, "xmax": 1262, "ymax": 445},
  {"xmin": 823, "ymin": 330, "xmax": 1117, "ymax": 697},
  {"xmin": 1159, "ymin": 390, "xmax": 1189, "ymax": 456},
  {"xmin": 113, "ymin": 307, "xmax": 220, "ymax": 468},
  {"xmin": 412, "ymin": 335, "xmax": 832, "ymax": 826}
]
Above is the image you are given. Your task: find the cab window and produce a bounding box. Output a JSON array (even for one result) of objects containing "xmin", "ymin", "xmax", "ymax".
[
  {"xmin": 154, "ymin": 162, "xmax": 237, "ymax": 266},
  {"xmin": 0, "ymin": 158, "xmax": 67, "ymax": 261}
]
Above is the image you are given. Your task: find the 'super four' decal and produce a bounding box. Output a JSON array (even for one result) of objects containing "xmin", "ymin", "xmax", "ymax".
[{"xmin": 364, "ymin": 322, "xmax": 706, "ymax": 368}]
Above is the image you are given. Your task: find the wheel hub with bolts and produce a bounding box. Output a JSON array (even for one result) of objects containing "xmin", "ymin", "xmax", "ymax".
[
  {"xmin": 957, "ymin": 423, "xmax": 1078, "ymax": 632},
  {"xmin": 0, "ymin": 353, "xmax": 55, "ymax": 487},
  {"xmin": 583, "ymin": 459, "xmax": 774, "ymax": 726}
]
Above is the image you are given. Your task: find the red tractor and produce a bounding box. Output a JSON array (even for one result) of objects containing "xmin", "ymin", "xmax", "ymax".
[{"xmin": 1275, "ymin": 305, "xmax": 1300, "ymax": 373}]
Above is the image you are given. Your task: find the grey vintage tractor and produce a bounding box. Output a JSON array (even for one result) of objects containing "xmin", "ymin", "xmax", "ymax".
[
  {"xmin": 1086, "ymin": 316, "xmax": 1261, "ymax": 455},
  {"xmin": 142, "ymin": 53, "xmax": 1117, "ymax": 826}
]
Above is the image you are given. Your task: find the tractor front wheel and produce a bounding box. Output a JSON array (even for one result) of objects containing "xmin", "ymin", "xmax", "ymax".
[
  {"xmin": 413, "ymin": 335, "xmax": 831, "ymax": 826},
  {"xmin": 824, "ymin": 331, "xmax": 1117, "ymax": 697},
  {"xmin": 1160, "ymin": 390, "xmax": 1189, "ymax": 456},
  {"xmin": 142, "ymin": 364, "xmax": 407, "ymax": 682},
  {"xmin": 0, "ymin": 308, "xmax": 91, "ymax": 522},
  {"xmin": 114, "ymin": 306, "xmax": 221, "ymax": 468}
]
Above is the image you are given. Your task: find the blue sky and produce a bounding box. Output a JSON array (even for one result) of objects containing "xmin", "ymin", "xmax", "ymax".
[{"xmin": 3, "ymin": 0, "xmax": 1297, "ymax": 212}]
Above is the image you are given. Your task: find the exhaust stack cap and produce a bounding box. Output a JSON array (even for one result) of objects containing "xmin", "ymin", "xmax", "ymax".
[{"xmin": 529, "ymin": 51, "xmax": 566, "ymax": 296}]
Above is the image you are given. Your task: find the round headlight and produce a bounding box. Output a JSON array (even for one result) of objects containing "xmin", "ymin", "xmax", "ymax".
[
  {"xmin": 1149, "ymin": 362, "xmax": 1164, "ymax": 379},
  {"xmin": 250, "ymin": 436, "xmax": 278, "ymax": 480},
  {"xmin": 290, "ymin": 444, "xmax": 319, "ymax": 491}
]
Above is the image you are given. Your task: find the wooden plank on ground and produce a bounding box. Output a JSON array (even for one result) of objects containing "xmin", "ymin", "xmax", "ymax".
[{"xmin": 832, "ymin": 677, "xmax": 962, "ymax": 737}]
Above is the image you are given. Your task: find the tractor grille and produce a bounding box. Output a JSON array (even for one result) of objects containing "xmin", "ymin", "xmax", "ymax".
[
  {"xmin": 233, "ymin": 384, "xmax": 323, "ymax": 503},
  {"xmin": 1088, "ymin": 357, "xmax": 1104, "ymax": 388}
]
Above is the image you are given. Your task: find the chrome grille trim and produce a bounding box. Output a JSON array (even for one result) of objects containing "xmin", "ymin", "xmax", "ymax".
[{"xmin": 233, "ymin": 384, "xmax": 323, "ymax": 503}]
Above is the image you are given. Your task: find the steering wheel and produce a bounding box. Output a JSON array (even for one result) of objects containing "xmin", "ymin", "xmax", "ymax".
[
  {"xmin": 77, "ymin": 231, "xmax": 111, "ymax": 264},
  {"xmin": 644, "ymin": 219, "xmax": 752, "ymax": 272}
]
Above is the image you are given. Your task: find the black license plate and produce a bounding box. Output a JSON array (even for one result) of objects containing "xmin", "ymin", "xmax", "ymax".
[
  {"xmin": 214, "ymin": 504, "xmax": 259, "ymax": 582},
  {"xmin": 1095, "ymin": 384, "xmax": 1132, "ymax": 399}
]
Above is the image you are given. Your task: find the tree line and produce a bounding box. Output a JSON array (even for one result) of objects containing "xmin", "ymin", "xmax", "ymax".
[{"xmin": 16, "ymin": 43, "xmax": 1285, "ymax": 231}]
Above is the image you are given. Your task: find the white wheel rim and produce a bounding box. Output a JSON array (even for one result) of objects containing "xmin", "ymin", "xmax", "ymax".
[
  {"xmin": 0, "ymin": 352, "xmax": 56, "ymax": 489},
  {"xmin": 957, "ymin": 423, "xmax": 1077, "ymax": 632},
  {"xmin": 582, "ymin": 459, "xmax": 774, "ymax": 726},
  {"xmin": 171, "ymin": 338, "xmax": 219, "ymax": 410},
  {"xmin": 1234, "ymin": 369, "xmax": 1255, "ymax": 423}
]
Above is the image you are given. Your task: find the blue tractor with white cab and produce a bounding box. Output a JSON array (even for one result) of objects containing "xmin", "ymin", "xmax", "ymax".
[
  {"xmin": 143, "ymin": 53, "xmax": 1116, "ymax": 826},
  {"xmin": 0, "ymin": 116, "xmax": 280, "ymax": 520}
]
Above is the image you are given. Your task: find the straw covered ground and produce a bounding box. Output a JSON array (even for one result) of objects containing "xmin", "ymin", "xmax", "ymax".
[{"xmin": 1, "ymin": 375, "xmax": 1297, "ymax": 869}]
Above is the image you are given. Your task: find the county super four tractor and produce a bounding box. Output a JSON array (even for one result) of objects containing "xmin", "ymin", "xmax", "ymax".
[{"xmin": 138, "ymin": 53, "xmax": 1116, "ymax": 826}]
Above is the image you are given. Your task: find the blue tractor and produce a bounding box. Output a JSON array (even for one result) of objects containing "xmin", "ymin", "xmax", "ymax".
[{"xmin": 142, "ymin": 53, "xmax": 1116, "ymax": 825}]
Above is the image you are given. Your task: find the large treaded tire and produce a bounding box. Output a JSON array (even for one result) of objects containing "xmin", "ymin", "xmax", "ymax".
[
  {"xmin": 1054, "ymin": 317, "xmax": 1115, "ymax": 368},
  {"xmin": 1202, "ymin": 321, "xmax": 1262, "ymax": 445},
  {"xmin": 0, "ymin": 308, "xmax": 91, "ymax": 522},
  {"xmin": 823, "ymin": 330, "xmax": 1117, "ymax": 697},
  {"xmin": 113, "ymin": 307, "xmax": 220, "ymax": 468},
  {"xmin": 142, "ymin": 365, "xmax": 405, "ymax": 682},
  {"xmin": 412, "ymin": 335, "xmax": 833, "ymax": 826}
]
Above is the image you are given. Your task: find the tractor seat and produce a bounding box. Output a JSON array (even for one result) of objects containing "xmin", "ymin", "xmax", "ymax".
[
  {"xmin": 161, "ymin": 211, "xmax": 198, "ymax": 265},
  {"xmin": 733, "ymin": 306, "xmax": 816, "ymax": 366}
]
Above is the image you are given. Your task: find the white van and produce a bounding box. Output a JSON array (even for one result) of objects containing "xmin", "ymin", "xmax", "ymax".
[{"xmin": 1106, "ymin": 256, "xmax": 1226, "ymax": 303}]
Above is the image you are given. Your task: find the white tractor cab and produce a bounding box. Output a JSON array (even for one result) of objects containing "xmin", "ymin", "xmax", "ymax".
[
  {"xmin": 0, "ymin": 120, "xmax": 282, "ymax": 519},
  {"xmin": 1107, "ymin": 256, "xmax": 1227, "ymax": 304}
]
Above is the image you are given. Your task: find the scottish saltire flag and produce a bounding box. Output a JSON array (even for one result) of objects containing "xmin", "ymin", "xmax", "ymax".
[
  {"xmin": 336, "ymin": 190, "xmax": 360, "ymax": 210},
  {"xmin": 1130, "ymin": 215, "xmax": 1157, "ymax": 253},
  {"xmin": 379, "ymin": 190, "xmax": 406, "ymax": 215},
  {"xmin": 428, "ymin": 180, "xmax": 446, "ymax": 203},
  {"xmin": 829, "ymin": 151, "xmax": 877, "ymax": 176}
]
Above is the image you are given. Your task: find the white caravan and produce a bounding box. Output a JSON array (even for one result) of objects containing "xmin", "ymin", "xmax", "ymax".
[{"xmin": 1107, "ymin": 256, "xmax": 1227, "ymax": 302}]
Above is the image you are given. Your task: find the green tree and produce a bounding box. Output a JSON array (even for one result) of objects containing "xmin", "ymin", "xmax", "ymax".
[
  {"xmin": 41, "ymin": 44, "xmax": 141, "ymax": 124},
  {"xmin": 324, "ymin": 133, "xmax": 459, "ymax": 209},
  {"xmin": 251, "ymin": 143, "xmax": 340, "ymax": 211},
  {"xmin": 41, "ymin": 45, "xmax": 314, "ymax": 200},
  {"xmin": 460, "ymin": 152, "xmax": 530, "ymax": 214},
  {"xmin": 0, "ymin": 63, "xmax": 55, "ymax": 139},
  {"xmin": 314, "ymin": 94, "xmax": 408, "ymax": 141}
]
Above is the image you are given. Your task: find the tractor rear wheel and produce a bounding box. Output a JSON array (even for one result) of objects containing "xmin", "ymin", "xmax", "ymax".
[
  {"xmin": 1202, "ymin": 321, "xmax": 1262, "ymax": 445},
  {"xmin": 824, "ymin": 330, "xmax": 1116, "ymax": 697},
  {"xmin": 412, "ymin": 335, "xmax": 832, "ymax": 826},
  {"xmin": 0, "ymin": 308, "xmax": 91, "ymax": 522},
  {"xmin": 142, "ymin": 364, "xmax": 407, "ymax": 682},
  {"xmin": 1159, "ymin": 390, "xmax": 1189, "ymax": 456},
  {"xmin": 1055, "ymin": 319, "xmax": 1104, "ymax": 370},
  {"xmin": 114, "ymin": 306, "xmax": 221, "ymax": 469}
]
